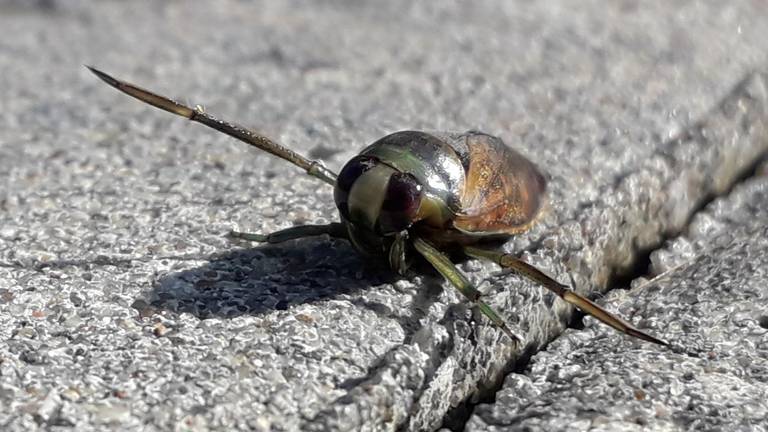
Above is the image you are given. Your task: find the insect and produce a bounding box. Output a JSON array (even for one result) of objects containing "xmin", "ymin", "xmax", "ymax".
[{"xmin": 87, "ymin": 66, "xmax": 667, "ymax": 346}]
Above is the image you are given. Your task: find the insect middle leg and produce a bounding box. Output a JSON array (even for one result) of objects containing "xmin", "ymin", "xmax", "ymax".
[
  {"xmin": 412, "ymin": 238, "xmax": 521, "ymax": 344},
  {"xmin": 463, "ymin": 246, "xmax": 667, "ymax": 346},
  {"xmin": 229, "ymin": 223, "xmax": 347, "ymax": 244}
]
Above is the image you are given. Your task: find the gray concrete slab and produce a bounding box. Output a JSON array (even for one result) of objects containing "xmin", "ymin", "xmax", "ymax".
[
  {"xmin": 1, "ymin": 1, "xmax": 767, "ymax": 431},
  {"xmin": 466, "ymin": 165, "xmax": 768, "ymax": 432}
]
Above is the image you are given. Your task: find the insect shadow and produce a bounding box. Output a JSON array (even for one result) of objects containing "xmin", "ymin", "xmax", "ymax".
[{"xmin": 145, "ymin": 237, "xmax": 445, "ymax": 337}]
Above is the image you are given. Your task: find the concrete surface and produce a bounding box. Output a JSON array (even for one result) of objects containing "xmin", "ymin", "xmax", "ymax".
[
  {"xmin": 1, "ymin": 1, "xmax": 767, "ymax": 431},
  {"xmin": 465, "ymin": 164, "xmax": 768, "ymax": 431}
]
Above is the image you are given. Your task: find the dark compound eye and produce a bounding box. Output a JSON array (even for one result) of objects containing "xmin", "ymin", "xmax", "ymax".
[
  {"xmin": 334, "ymin": 155, "xmax": 378, "ymax": 219},
  {"xmin": 378, "ymin": 172, "xmax": 423, "ymax": 233}
]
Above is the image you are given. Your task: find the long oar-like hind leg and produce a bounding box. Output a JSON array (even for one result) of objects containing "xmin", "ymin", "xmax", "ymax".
[
  {"xmin": 230, "ymin": 223, "xmax": 347, "ymax": 244},
  {"xmin": 413, "ymin": 238, "xmax": 521, "ymax": 344},
  {"xmin": 86, "ymin": 66, "xmax": 337, "ymax": 186},
  {"xmin": 463, "ymin": 246, "xmax": 668, "ymax": 346}
]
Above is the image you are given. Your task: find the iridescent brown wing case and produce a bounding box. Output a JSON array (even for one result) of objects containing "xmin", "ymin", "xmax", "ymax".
[{"xmin": 453, "ymin": 133, "xmax": 547, "ymax": 235}]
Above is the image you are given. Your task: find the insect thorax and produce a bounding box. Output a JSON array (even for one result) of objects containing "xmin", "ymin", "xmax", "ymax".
[{"xmin": 333, "ymin": 131, "xmax": 466, "ymax": 233}]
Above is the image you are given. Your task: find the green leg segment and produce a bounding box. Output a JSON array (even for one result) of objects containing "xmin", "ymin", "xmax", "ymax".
[
  {"xmin": 229, "ymin": 223, "xmax": 347, "ymax": 244},
  {"xmin": 463, "ymin": 246, "xmax": 668, "ymax": 346},
  {"xmin": 413, "ymin": 238, "xmax": 521, "ymax": 344}
]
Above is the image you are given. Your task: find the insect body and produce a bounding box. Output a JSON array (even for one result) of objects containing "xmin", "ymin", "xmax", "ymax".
[
  {"xmin": 87, "ymin": 66, "xmax": 666, "ymax": 346},
  {"xmin": 334, "ymin": 131, "xmax": 546, "ymax": 272}
]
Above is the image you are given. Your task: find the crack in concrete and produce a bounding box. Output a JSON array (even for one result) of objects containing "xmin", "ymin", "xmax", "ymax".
[{"xmin": 441, "ymin": 70, "xmax": 768, "ymax": 431}]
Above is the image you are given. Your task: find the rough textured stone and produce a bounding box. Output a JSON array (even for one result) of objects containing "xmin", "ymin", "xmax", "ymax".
[
  {"xmin": 467, "ymin": 165, "xmax": 768, "ymax": 431},
  {"xmin": 649, "ymin": 161, "xmax": 768, "ymax": 277},
  {"xmin": 1, "ymin": 1, "xmax": 767, "ymax": 431}
]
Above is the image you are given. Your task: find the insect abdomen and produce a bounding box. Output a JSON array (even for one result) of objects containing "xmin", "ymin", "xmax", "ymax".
[{"xmin": 451, "ymin": 132, "xmax": 547, "ymax": 235}]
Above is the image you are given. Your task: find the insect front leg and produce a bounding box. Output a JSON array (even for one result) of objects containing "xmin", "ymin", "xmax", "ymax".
[
  {"xmin": 412, "ymin": 238, "xmax": 521, "ymax": 344},
  {"xmin": 463, "ymin": 246, "xmax": 668, "ymax": 346},
  {"xmin": 229, "ymin": 223, "xmax": 347, "ymax": 244}
]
